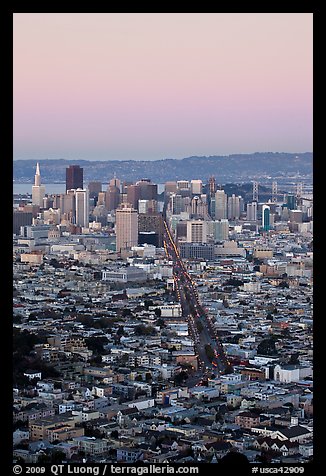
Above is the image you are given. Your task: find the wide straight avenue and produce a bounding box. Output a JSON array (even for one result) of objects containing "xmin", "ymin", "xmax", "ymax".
[{"xmin": 163, "ymin": 220, "xmax": 233, "ymax": 377}]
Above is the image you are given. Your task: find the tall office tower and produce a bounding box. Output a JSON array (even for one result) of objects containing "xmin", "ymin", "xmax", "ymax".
[
  {"xmin": 186, "ymin": 220, "xmax": 207, "ymax": 243},
  {"xmin": 215, "ymin": 190, "xmax": 228, "ymax": 219},
  {"xmin": 227, "ymin": 194, "xmax": 241, "ymax": 220},
  {"xmin": 262, "ymin": 205, "xmax": 271, "ymax": 231},
  {"xmin": 177, "ymin": 180, "xmax": 190, "ymax": 191},
  {"xmin": 97, "ymin": 191, "xmax": 107, "ymax": 207},
  {"xmin": 75, "ymin": 189, "xmax": 89, "ymax": 228},
  {"xmin": 247, "ymin": 201, "xmax": 258, "ymax": 221},
  {"xmin": 52, "ymin": 194, "xmax": 62, "ymax": 209},
  {"xmin": 115, "ymin": 204, "xmax": 138, "ymax": 252},
  {"xmin": 66, "ymin": 165, "xmax": 83, "ymax": 192},
  {"xmin": 272, "ymin": 181, "xmax": 278, "ymax": 203},
  {"xmin": 252, "ymin": 181, "xmax": 259, "ymax": 202},
  {"xmin": 136, "ymin": 179, "xmax": 158, "ymax": 201},
  {"xmin": 110, "ymin": 175, "xmax": 121, "ymax": 189},
  {"xmin": 43, "ymin": 196, "xmax": 53, "ymax": 209},
  {"xmin": 121, "ymin": 181, "xmax": 132, "ymax": 193},
  {"xmin": 106, "ymin": 184, "xmax": 120, "ymax": 212},
  {"xmin": 32, "ymin": 163, "xmax": 46, "ymax": 206},
  {"xmin": 177, "ymin": 180, "xmax": 191, "ymax": 197},
  {"xmin": 289, "ymin": 210, "xmax": 303, "ymax": 223},
  {"xmin": 208, "ymin": 176, "xmax": 216, "ymax": 196},
  {"xmin": 13, "ymin": 210, "xmax": 33, "ymax": 235},
  {"xmin": 239, "ymin": 196, "xmax": 245, "ymax": 214},
  {"xmin": 191, "ymin": 195, "xmax": 208, "ymax": 217},
  {"xmin": 286, "ymin": 194, "xmax": 296, "ymax": 210},
  {"xmin": 138, "ymin": 213, "xmax": 164, "ymax": 247},
  {"xmin": 138, "ymin": 199, "xmax": 157, "ymax": 214},
  {"xmin": 127, "ymin": 184, "xmax": 141, "ymax": 209},
  {"xmin": 164, "ymin": 181, "xmax": 177, "ymax": 197},
  {"xmin": 63, "ymin": 190, "xmax": 76, "ymax": 223},
  {"xmin": 88, "ymin": 181, "xmax": 102, "ymax": 199},
  {"xmin": 209, "ymin": 197, "xmax": 216, "ymax": 218},
  {"xmin": 191, "ymin": 179, "xmax": 203, "ymax": 195},
  {"xmin": 214, "ymin": 219, "xmax": 229, "ymax": 242},
  {"xmin": 170, "ymin": 194, "xmax": 184, "ymax": 215}
]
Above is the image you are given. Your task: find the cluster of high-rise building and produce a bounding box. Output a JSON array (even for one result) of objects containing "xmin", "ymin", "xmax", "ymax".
[{"xmin": 14, "ymin": 166, "xmax": 313, "ymax": 263}]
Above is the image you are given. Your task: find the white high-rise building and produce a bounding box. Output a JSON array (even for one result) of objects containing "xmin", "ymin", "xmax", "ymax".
[
  {"xmin": 215, "ymin": 190, "xmax": 227, "ymax": 220},
  {"xmin": 177, "ymin": 180, "xmax": 190, "ymax": 191},
  {"xmin": 227, "ymin": 194, "xmax": 241, "ymax": 220},
  {"xmin": 75, "ymin": 189, "xmax": 89, "ymax": 228},
  {"xmin": 186, "ymin": 220, "xmax": 207, "ymax": 243},
  {"xmin": 191, "ymin": 179, "xmax": 203, "ymax": 195},
  {"xmin": 116, "ymin": 204, "xmax": 138, "ymax": 252},
  {"xmin": 214, "ymin": 219, "xmax": 229, "ymax": 241},
  {"xmin": 32, "ymin": 163, "xmax": 46, "ymax": 206},
  {"xmin": 247, "ymin": 201, "xmax": 258, "ymax": 221}
]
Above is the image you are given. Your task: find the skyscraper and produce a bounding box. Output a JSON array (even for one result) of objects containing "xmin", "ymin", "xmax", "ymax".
[
  {"xmin": 138, "ymin": 213, "xmax": 163, "ymax": 247},
  {"xmin": 88, "ymin": 181, "xmax": 102, "ymax": 199},
  {"xmin": 115, "ymin": 204, "xmax": 138, "ymax": 252},
  {"xmin": 208, "ymin": 176, "xmax": 216, "ymax": 196},
  {"xmin": 66, "ymin": 165, "xmax": 83, "ymax": 192},
  {"xmin": 109, "ymin": 176, "xmax": 121, "ymax": 189},
  {"xmin": 286, "ymin": 194, "xmax": 296, "ymax": 210},
  {"xmin": 32, "ymin": 163, "xmax": 46, "ymax": 206},
  {"xmin": 186, "ymin": 220, "xmax": 207, "ymax": 243},
  {"xmin": 136, "ymin": 179, "xmax": 158, "ymax": 201},
  {"xmin": 227, "ymin": 194, "xmax": 241, "ymax": 220},
  {"xmin": 127, "ymin": 184, "xmax": 141, "ymax": 209},
  {"xmin": 75, "ymin": 189, "xmax": 89, "ymax": 228},
  {"xmin": 262, "ymin": 205, "xmax": 271, "ymax": 231},
  {"xmin": 190, "ymin": 179, "xmax": 203, "ymax": 195},
  {"xmin": 106, "ymin": 183, "xmax": 120, "ymax": 212},
  {"xmin": 215, "ymin": 190, "xmax": 228, "ymax": 220},
  {"xmin": 214, "ymin": 219, "xmax": 229, "ymax": 241},
  {"xmin": 247, "ymin": 201, "xmax": 258, "ymax": 221}
]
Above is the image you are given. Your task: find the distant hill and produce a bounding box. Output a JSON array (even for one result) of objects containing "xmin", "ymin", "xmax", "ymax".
[{"xmin": 13, "ymin": 152, "xmax": 313, "ymax": 184}]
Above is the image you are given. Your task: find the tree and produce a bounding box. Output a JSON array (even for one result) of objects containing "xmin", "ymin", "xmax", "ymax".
[
  {"xmin": 122, "ymin": 308, "xmax": 132, "ymax": 317},
  {"xmin": 174, "ymin": 371, "xmax": 188, "ymax": 385},
  {"xmin": 134, "ymin": 324, "xmax": 156, "ymax": 336},
  {"xmin": 85, "ymin": 336, "xmax": 108, "ymax": 354},
  {"xmin": 154, "ymin": 308, "xmax": 162, "ymax": 317},
  {"xmin": 51, "ymin": 450, "xmax": 66, "ymax": 463},
  {"xmin": 289, "ymin": 352, "xmax": 299, "ymax": 364},
  {"xmin": 224, "ymin": 278, "xmax": 244, "ymax": 287},
  {"xmin": 278, "ymin": 280, "xmax": 289, "ymax": 288},
  {"xmin": 37, "ymin": 453, "xmax": 51, "ymax": 463},
  {"xmin": 257, "ymin": 338, "xmax": 278, "ymax": 356}
]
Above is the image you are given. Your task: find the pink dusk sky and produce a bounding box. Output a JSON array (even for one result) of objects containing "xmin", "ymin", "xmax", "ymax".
[{"xmin": 13, "ymin": 13, "xmax": 313, "ymax": 161}]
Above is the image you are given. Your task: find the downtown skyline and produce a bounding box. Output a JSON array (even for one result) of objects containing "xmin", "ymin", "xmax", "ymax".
[{"xmin": 13, "ymin": 13, "xmax": 313, "ymax": 162}]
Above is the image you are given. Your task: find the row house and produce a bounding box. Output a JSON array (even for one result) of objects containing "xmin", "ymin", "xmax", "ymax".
[
  {"xmin": 14, "ymin": 406, "xmax": 56, "ymax": 423},
  {"xmin": 72, "ymin": 436, "xmax": 108, "ymax": 456},
  {"xmin": 234, "ymin": 411, "xmax": 261, "ymax": 429},
  {"xmin": 253, "ymin": 436, "xmax": 299, "ymax": 457}
]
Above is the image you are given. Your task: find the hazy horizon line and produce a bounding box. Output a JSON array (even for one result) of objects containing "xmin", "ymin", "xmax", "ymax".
[{"xmin": 13, "ymin": 150, "xmax": 313, "ymax": 163}]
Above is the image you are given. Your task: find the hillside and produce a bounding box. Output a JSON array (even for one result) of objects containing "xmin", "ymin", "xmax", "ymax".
[{"xmin": 13, "ymin": 152, "xmax": 313, "ymax": 184}]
